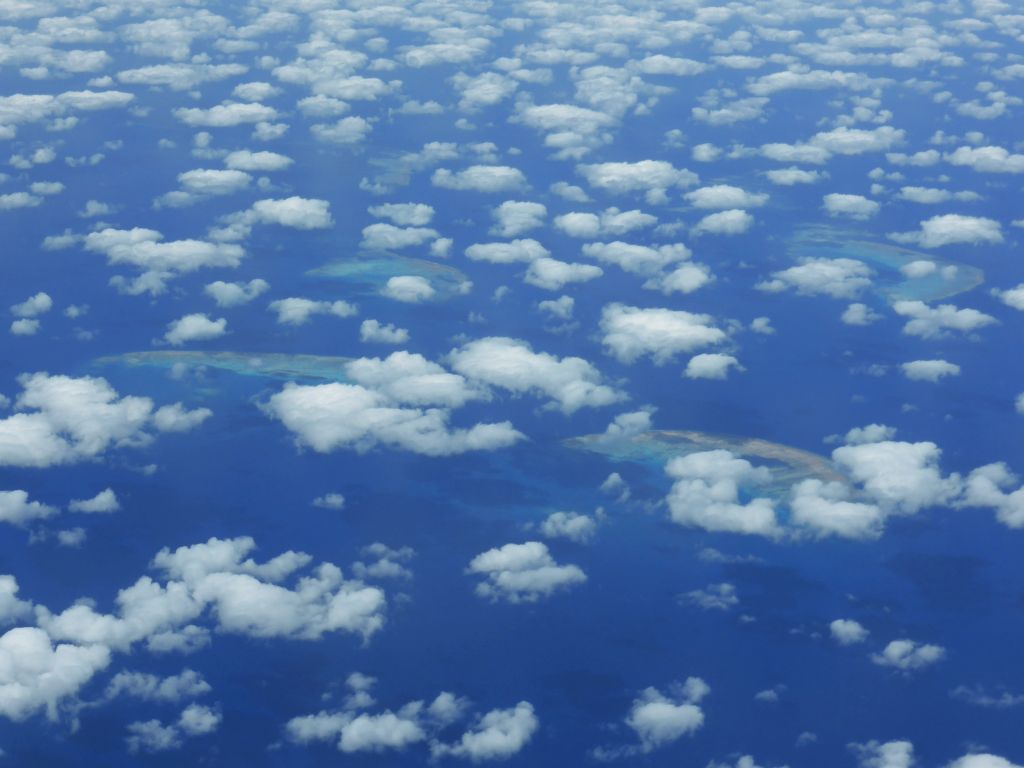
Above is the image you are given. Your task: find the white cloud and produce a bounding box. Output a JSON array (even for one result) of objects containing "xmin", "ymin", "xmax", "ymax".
[
  {"xmin": 431, "ymin": 702, "xmax": 538, "ymax": 761},
  {"xmin": 789, "ymin": 479, "xmax": 884, "ymax": 539},
  {"xmin": 684, "ymin": 353, "xmax": 741, "ymax": 380},
  {"xmin": 582, "ymin": 242, "xmax": 690, "ymax": 277},
  {"xmin": 10, "ymin": 293, "xmax": 52, "ymax": 318},
  {"xmin": 890, "ymin": 215, "xmax": 1003, "ymax": 248},
  {"xmin": 524, "ymin": 258, "xmax": 603, "ymax": 291},
  {"xmin": 0, "ymin": 491, "xmax": 57, "ymax": 525},
  {"xmin": 553, "ymin": 208, "xmax": 656, "ymax": 239},
  {"xmin": 682, "ymin": 583, "xmax": 738, "ymax": 611},
  {"xmin": 223, "ymin": 150, "xmax": 293, "ymax": 172},
  {"xmin": 993, "ymin": 284, "xmax": 1024, "ymax": 311},
  {"xmin": 960, "ymin": 463, "xmax": 1024, "ymax": 529},
  {"xmin": 448, "ymin": 337, "xmax": 623, "ymax": 414},
  {"xmin": 204, "ymin": 279, "xmax": 269, "ymax": 307},
  {"xmin": 824, "ymin": 193, "xmax": 880, "ymax": 219},
  {"xmin": 577, "ymin": 160, "xmax": 698, "ymax": 205},
  {"xmin": 665, "ymin": 450, "xmax": 780, "ymax": 537},
  {"xmin": 361, "ymin": 223, "xmax": 439, "ymax": 251},
  {"xmin": 164, "ymin": 314, "xmax": 227, "ymax": 346},
  {"xmin": 368, "ymin": 203, "xmax": 434, "ymax": 226},
  {"xmin": 872, "ymin": 640, "xmax": 945, "ymax": 671},
  {"xmin": 618, "ymin": 679, "xmax": 709, "ymax": 755},
  {"xmin": 758, "ymin": 258, "xmax": 872, "ymax": 299},
  {"xmin": 842, "ymin": 303, "xmax": 882, "ymax": 326},
  {"xmin": 383, "ymin": 276, "xmax": 436, "ymax": 303},
  {"xmin": 539, "ymin": 511, "xmax": 598, "ymax": 543},
  {"xmin": 693, "ymin": 209, "xmax": 754, "ymax": 235},
  {"xmin": 263, "ymin": 380, "xmax": 521, "ymax": 457},
  {"xmin": 685, "ymin": 185, "xmax": 768, "ymax": 209},
  {"xmin": 431, "ymin": 166, "xmax": 526, "ymax": 192},
  {"xmin": 68, "ymin": 488, "xmax": 119, "ymax": 513},
  {"xmin": 810, "ymin": 126, "xmax": 905, "ymax": 155},
  {"xmin": 311, "ymin": 117, "xmax": 372, "ymax": 145},
  {"xmin": 360, "ymin": 320, "xmax": 409, "ymax": 344},
  {"xmin": 901, "ymin": 360, "xmax": 961, "ymax": 382},
  {"xmin": 830, "ymin": 619, "xmax": 869, "ymax": 645},
  {"xmin": 765, "ymin": 168, "xmax": 825, "ymax": 185},
  {"xmin": 600, "ymin": 304, "xmax": 726, "ymax": 364},
  {"xmin": 892, "ymin": 300, "xmax": 996, "ymax": 339},
  {"xmin": 945, "ymin": 145, "xmax": 1024, "ymax": 173},
  {"xmin": 855, "ymin": 740, "xmax": 915, "ymax": 768},
  {"xmin": 0, "ymin": 373, "xmax": 209, "ymax": 468},
  {"xmin": 467, "ymin": 542, "xmax": 585, "ymax": 603},
  {"xmin": 465, "ymin": 239, "xmax": 549, "ymax": 264},
  {"xmin": 174, "ymin": 102, "xmax": 278, "ymax": 127},
  {"xmin": 489, "ymin": 200, "xmax": 546, "ymax": 237}
]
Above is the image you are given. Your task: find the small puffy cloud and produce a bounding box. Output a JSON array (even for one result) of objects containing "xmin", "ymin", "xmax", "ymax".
[
  {"xmin": 553, "ymin": 208, "xmax": 656, "ymax": 239},
  {"xmin": 248, "ymin": 197, "xmax": 333, "ymax": 230},
  {"xmin": 524, "ymin": 258, "xmax": 603, "ymax": 291},
  {"xmin": 684, "ymin": 353, "xmax": 742, "ymax": 380},
  {"xmin": 901, "ymin": 360, "xmax": 961, "ymax": 382},
  {"xmin": 11, "ymin": 293, "xmax": 52, "ymax": 318},
  {"xmin": 892, "ymin": 300, "xmax": 996, "ymax": 339},
  {"xmin": 948, "ymin": 756, "xmax": 1024, "ymax": 768},
  {"xmin": 368, "ymin": 203, "xmax": 434, "ymax": 227},
  {"xmin": 204, "ymin": 279, "xmax": 269, "ymax": 307},
  {"xmin": 361, "ymin": 223, "xmax": 439, "ymax": 251},
  {"xmin": 152, "ymin": 403, "xmax": 212, "ymax": 433},
  {"xmin": 382, "ymin": 276, "xmax": 437, "ymax": 303},
  {"xmin": 174, "ymin": 102, "xmax": 278, "ymax": 127},
  {"xmin": 582, "ymin": 241, "xmax": 690, "ymax": 277},
  {"xmin": 0, "ymin": 627, "xmax": 111, "ymax": 721},
  {"xmin": 312, "ymin": 493, "xmax": 345, "ymax": 510},
  {"xmin": 467, "ymin": 542, "xmax": 585, "ymax": 603},
  {"xmin": 10, "ymin": 319, "xmax": 40, "ymax": 336},
  {"xmin": 360, "ymin": 320, "xmax": 409, "ymax": 345},
  {"xmin": 685, "ymin": 185, "xmax": 768, "ymax": 209},
  {"xmin": 617, "ymin": 679, "xmax": 709, "ymax": 755},
  {"xmin": 960, "ymin": 463, "xmax": 1024, "ymax": 529},
  {"xmin": 789, "ymin": 479, "xmax": 884, "ymax": 539},
  {"xmin": 765, "ymin": 168, "xmax": 825, "ymax": 185},
  {"xmin": 810, "ymin": 126, "xmax": 905, "ymax": 155},
  {"xmin": 577, "ymin": 160, "xmax": 698, "ymax": 205},
  {"xmin": 68, "ymin": 488, "xmax": 119, "ymax": 513},
  {"xmin": 832, "ymin": 438, "xmax": 962, "ymax": 515},
  {"xmin": 465, "ymin": 239, "xmax": 549, "ymax": 264},
  {"xmin": 223, "ymin": 150, "xmax": 293, "ymax": 172},
  {"xmin": 431, "ymin": 702, "xmax": 538, "ymax": 761},
  {"xmin": 842, "ymin": 303, "xmax": 882, "ymax": 325},
  {"xmin": 665, "ymin": 450, "xmax": 780, "ymax": 537},
  {"xmin": 944, "ymin": 145, "xmax": 1024, "ymax": 173},
  {"xmin": 872, "ymin": 639, "xmax": 945, "ymax": 671},
  {"xmin": 0, "ymin": 490, "xmax": 58, "ymax": 525},
  {"xmin": 890, "ymin": 215, "xmax": 1003, "ymax": 248},
  {"xmin": 0, "ymin": 372, "xmax": 210, "ymax": 468},
  {"xmin": 682, "ymin": 583, "xmax": 738, "ymax": 611},
  {"xmin": 824, "ymin": 193, "xmax": 880, "ymax": 220},
  {"xmin": 164, "ymin": 314, "xmax": 227, "ymax": 346},
  {"xmin": 431, "ymin": 166, "xmax": 526, "ymax": 193},
  {"xmin": 632, "ymin": 55, "xmax": 706, "ymax": 76},
  {"xmin": 693, "ymin": 209, "xmax": 754, "ymax": 235},
  {"xmin": 311, "ymin": 117, "xmax": 373, "ymax": 145},
  {"xmin": 830, "ymin": 619, "xmax": 869, "ymax": 645},
  {"xmin": 993, "ymin": 284, "xmax": 1024, "ymax": 311},
  {"xmin": 539, "ymin": 511, "xmax": 597, "ymax": 543},
  {"xmin": 758, "ymin": 258, "xmax": 872, "ymax": 299},
  {"xmin": 600, "ymin": 304, "xmax": 726, "ymax": 364},
  {"xmin": 104, "ymin": 668, "xmax": 210, "ymax": 703},
  {"xmin": 854, "ymin": 740, "xmax": 915, "ymax": 768},
  {"xmin": 263, "ymin": 381, "xmax": 521, "ymax": 457},
  {"xmin": 490, "ymin": 201, "xmax": 546, "ymax": 237},
  {"xmin": 448, "ymin": 337, "xmax": 623, "ymax": 414}
]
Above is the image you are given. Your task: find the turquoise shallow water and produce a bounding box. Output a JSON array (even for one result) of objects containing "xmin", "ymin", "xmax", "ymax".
[
  {"xmin": 788, "ymin": 225, "xmax": 984, "ymax": 303},
  {"xmin": 306, "ymin": 253, "xmax": 471, "ymax": 301},
  {"xmin": 96, "ymin": 351, "xmax": 354, "ymax": 383}
]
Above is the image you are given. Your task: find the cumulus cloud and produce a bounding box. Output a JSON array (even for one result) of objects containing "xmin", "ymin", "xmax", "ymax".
[
  {"xmin": 164, "ymin": 314, "xmax": 227, "ymax": 346},
  {"xmin": 758, "ymin": 258, "xmax": 873, "ymax": 299},
  {"xmin": 692, "ymin": 209, "xmax": 754, "ymax": 235},
  {"xmin": 872, "ymin": 640, "xmax": 946, "ymax": 671},
  {"xmin": 539, "ymin": 511, "xmax": 598, "ymax": 544},
  {"xmin": 890, "ymin": 215, "xmax": 1003, "ymax": 248},
  {"xmin": 431, "ymin": 166, "xmax": 526, "ymax": 193},
  {"xmin": 524, "ymin": 258, "xmax": 603, "ymax": 291},
  {"xmin": 204, "ymin": 278, "xmax": 269, "ymax": 307},
  {"xmin": 597, "ymin": 678, "xmax": 708, "ymax": 758},
  {"xmin": 684, "ymin": 354, "xmax": 742, "ymax": 380},
  {"xmin": 490, "ymin": 201, "xmax": 546, "ymax": 237},
  {"xmin": 892, "ymin": 301, "xmax": 996, "ymax": 339},
  {"xmin": 685, "ymin": 185, "xmax": 768, "ymax": 209},
  {"xmin": 830, "ymin": 619, "xmax": 869, "ymax": 645},
  {"xmin": 824, "ymin": 193, "xmax": 880, "ymax": 219},
  {"xmin": 577, "ymin": 160, "xmax": 697, "ymax": 205},
  {"xmin": 268, "ymin": 299, "xmax": 357, "ymax": 326},
  {"xmin": 0, "ymin": 373, "xmax": 210, "ymax": 468},
  {"xmin": 665, "ymin": 450, "xmax": 780, "ymax": 537},
  {"xmin": 901, "ymin": 360, "xmax": 961, "ymax": 382},
  {"xmin": 0, "ymin": 491, "xmax": 58, "ymax": 525},
  {"xmin": 467, "ymin": 542, "xmax": 585, "ymax": 603},
  {"xmin": 449, "ymin": 337, "xmax": 622, "ymax": 414},
  {"xmin": 430, "ymin": 702, "xmax": 538, "ymax": 761},
  {"xmin": 600, "ymin": 304, "xmax": 726, "ymax": 364}
]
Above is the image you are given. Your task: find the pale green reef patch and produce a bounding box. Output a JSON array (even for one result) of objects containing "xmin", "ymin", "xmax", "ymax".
[
  {"xmin": 306, "ymin": 253, "xmax": 471, "ymax": 301},
  {"xmin": 96, "ymin": 351, "xmax": 352, "ymax": 383}
]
